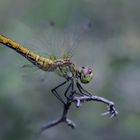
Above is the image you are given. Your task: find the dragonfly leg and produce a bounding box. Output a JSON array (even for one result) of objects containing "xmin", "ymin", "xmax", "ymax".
[
  {"xmin": 64, "ymin": 79, "xmax": 78, "ymax": 100},
  {"xmin": 70, "ymin": 79, "xmax": 77, "ymax": 97},
  {"xmin": 51, "ymin": 81, "xmax": 68, "ymax": 105},
  {"xmin": 64, "ymin": 78, "xmax": 78, "ymax": 100},
  {"xmin": 76, "ymin": 81, "xmax": 92, "ymax": 96},
  {"xmin": 64, "ymin": 83, "xmax": 72, "ymax": 99}
]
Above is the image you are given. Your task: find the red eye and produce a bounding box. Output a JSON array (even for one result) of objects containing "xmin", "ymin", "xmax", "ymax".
[{"xmin": 88, "ymin": 69, "xmax": 92, "ymax": 74}]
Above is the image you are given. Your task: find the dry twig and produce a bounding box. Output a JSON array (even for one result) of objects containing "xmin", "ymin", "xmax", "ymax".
[{"xmin": 39, "ymin": 94, "xmax": 118, "ymax": 135}]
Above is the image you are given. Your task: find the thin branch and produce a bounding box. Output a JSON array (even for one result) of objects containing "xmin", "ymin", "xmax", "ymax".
[
  {"xmin": 39, "ymin": 101, "xmax": 76, "ymax": 135},
  {"xmin": 39, "ymin": 95, "xmax": 118, "ymax": 135},
  {"xmin": 72, "ymin": 95, "xmax": 118, "ymax": 117}
]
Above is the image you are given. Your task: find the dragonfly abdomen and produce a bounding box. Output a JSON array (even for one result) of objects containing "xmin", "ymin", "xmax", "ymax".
[{"xmin": 0, "ymin": 35, "xmax": 72, "ymax": 72}]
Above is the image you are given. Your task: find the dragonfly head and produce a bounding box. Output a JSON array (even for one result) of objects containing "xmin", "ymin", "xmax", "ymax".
[{"xmin": 79, "ymin": 66, "xmax": 93, "ymax": 84}]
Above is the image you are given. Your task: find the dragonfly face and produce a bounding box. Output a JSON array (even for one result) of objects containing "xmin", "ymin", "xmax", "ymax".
[{"xmin": 79, "ymin": 66, "xmax": 93, "ymax": 84}]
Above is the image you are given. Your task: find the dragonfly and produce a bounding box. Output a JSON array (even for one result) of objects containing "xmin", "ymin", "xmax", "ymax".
[
  {"xmin": 0, "ymin": 25, "xmax": 117, "ymax": 124},
  {"xmin": 0, "ymin": 33, "xmax": 94, "ymax": 101}
]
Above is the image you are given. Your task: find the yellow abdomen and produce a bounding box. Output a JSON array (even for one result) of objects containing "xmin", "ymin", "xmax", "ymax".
[{"xmin": 0, "ymin": 35, "xmax": 72, "ymax": 71}]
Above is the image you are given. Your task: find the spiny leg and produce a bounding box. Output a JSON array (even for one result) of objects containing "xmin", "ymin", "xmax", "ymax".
[
  {"xmin": 70, "ymin": 79, "xmax": 75, "ymax": 97},
  {"xmin": 64, "ymin": 83, "xmax": 72, "ymax": 99},
  {"xmin": 76, "ymin": 81, "xmax": 92, "ymax": 96},
  {"xmin": 64, "ymin": 79, "xmax": 78, "ymax": 100},
  {"xmin": 39, "ymin": 82, "xmax": 76, "ymax": 135},
  {"xmin": 51, "ymin": 80, "xmax": 68, "ymax": 104},
  {"xmin": 63, "ymin": 78, "xmax": 87, "ymax": 98}
]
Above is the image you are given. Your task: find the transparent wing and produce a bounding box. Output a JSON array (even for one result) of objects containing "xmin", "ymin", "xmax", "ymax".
[
  {"xmin": 20, "ymin": 19, "xmax": 92, "ymax": 82},
  {"xmin": 20, "ymin": 63, "xmax": 53, "ymax": 83},
  {"xmin": 24, "ymin": 24, "xmax": 56, "ymax": 58},
  {"xmin": 24, "ymin": 19, "xmax": 92, "ymax": 60},
  {"xmin": 62, "ymin": 19, "xmax": 92, "ymax": 59}
]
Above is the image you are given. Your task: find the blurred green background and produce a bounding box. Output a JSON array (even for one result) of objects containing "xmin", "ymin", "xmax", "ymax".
[{"xmin": 0, "ymin": 0, "xmax": 140, "ymax": 140}]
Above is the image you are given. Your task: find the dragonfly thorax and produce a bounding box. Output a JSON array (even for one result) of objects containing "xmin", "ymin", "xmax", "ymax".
[
  {"xmin": 78, "ymin": 66, "xmax": 93, "ymax": 84},
  {"xmin": 55, "ymin": 62, "xmax": 77, "ymax": 79}
]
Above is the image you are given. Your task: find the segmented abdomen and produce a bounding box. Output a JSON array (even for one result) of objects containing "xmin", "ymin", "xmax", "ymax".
[{"xmin": 0, "ymin": 35, "xmax": 72, "ymax": 71}]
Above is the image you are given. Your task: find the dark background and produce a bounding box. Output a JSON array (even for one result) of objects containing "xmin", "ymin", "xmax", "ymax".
[{"xmin": 0, "ymin": 0, "xmax": 140, "ymax": 140}]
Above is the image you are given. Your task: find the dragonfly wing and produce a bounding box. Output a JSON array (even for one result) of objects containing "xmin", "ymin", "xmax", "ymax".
[
  {"xmin": 23, "ymin": 19, "xmax": 92, "ymax": 61},
  {"xmin": 62, "ymin": 19, "xmax": 92, "ymax": 59},
  {"xmin": 20, "ymin": 63, "xmax": 45, "ymax": 81}
]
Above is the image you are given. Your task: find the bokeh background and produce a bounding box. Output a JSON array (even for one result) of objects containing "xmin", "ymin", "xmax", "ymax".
[{"xmin": 0, "ymin": 0, "xmax": 140, "ymax": 140}]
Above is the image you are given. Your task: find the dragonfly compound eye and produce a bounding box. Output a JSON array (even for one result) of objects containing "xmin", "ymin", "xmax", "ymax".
[{"xmin": 79, "ymin": 67, "xmax": 93, "ymax": 84}]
